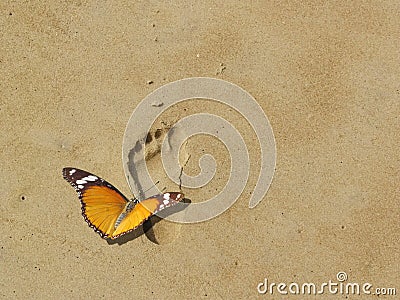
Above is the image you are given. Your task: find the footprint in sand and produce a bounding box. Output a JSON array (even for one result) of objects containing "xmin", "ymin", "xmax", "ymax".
[{"xmin": 140, "ymin": 123, "xmax": 189, "ymax": 245}]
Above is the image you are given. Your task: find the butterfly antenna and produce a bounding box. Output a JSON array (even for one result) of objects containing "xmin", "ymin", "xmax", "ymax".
[{"xmin": 143, "ymin": 180, "xmax": 160, "ymax": 194}]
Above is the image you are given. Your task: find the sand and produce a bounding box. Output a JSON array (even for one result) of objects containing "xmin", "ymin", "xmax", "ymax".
[{"xmin": 1, "ymin": 1, "xmax": 399, "ymax": 299}]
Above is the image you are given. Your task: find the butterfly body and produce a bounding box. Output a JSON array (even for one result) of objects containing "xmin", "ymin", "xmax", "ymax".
[{"xmin": 62, "ymin": 167, "xmax": 184, "ymax": 239}]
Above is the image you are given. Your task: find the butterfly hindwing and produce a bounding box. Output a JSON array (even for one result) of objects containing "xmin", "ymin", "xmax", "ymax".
[
  {"xmin": 62, "ymin": 167, "xmax": 129, "ymax": 239},
  {"xmin": 111, "ymin": 192, "xmax": 184, "ymax": 239}
]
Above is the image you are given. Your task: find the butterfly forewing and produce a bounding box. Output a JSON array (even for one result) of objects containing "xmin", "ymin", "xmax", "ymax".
[
  {"xmin": 62, "ymin": 167, "xmax": 129, "ymax": 239},
  {"xmin": 111, "ymin": 192, "xmax": 184, "ymax": 239}
]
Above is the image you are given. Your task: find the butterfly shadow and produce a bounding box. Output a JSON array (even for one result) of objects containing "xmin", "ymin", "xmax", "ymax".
[{"xmin": 106, "ymin": 197, "xmax": 191, "ymax": 245}]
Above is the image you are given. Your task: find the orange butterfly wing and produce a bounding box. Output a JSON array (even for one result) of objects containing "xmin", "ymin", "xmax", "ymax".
[
  {"xmin": 111, "ymin": 193, "xmax": 184, "ymax": 239},
  {"xmin": 81, "ymin": 185, "xmax": 127, "ymax": 238},
  {"xmin": 63, "ymin": 167, "xmax": 129, "ymax": 239}
]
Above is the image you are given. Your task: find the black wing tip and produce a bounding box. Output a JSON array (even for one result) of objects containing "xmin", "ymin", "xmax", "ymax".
[
  {"xmin": 164, "ymin": 192, "xmax": 185, "ymax": 202},
  {"xmin": 62, "ymin": 167, "xmax": 68, "ymax": 178},
  {"xmin": 62, "ymin": 167, "xmax": 76, "ymax": 179}
]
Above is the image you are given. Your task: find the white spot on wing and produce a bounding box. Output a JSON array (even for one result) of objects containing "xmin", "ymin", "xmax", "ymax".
[
  {"xmin": 163, "ymin": 199, "xmax": 169, "ymax": 205},
  {"xmin": 78, "ymin": 184, "xmax": 84, "ymax": 189},
  {"xmin": 81, "ymin": 175, "xmax": 98, "ymax": 182},
  {"xmin": 76, "ymin": 179, "xmax": 87, "ymax": 185},
  {"xmin": 163, "ymin": 193, "xmax": 170, "ymax": 200},
  {"xmin": 69, "ymin": 169, "xmax": 76, "ymax": 175}
]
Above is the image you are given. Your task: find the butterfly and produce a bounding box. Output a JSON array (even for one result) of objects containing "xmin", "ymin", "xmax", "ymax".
[{"xmin": 62, "ymin": 167, "xmax": 184, "ymax": 239}]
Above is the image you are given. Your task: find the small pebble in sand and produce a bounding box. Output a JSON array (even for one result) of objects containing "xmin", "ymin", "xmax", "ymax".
[
  {"xmin": 216, "ymin": 63, "xmax": 226, "ymax": 75},
  {"xmin": 151, "ymin": 101, "xmax": 164, "ymax": 107}
]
